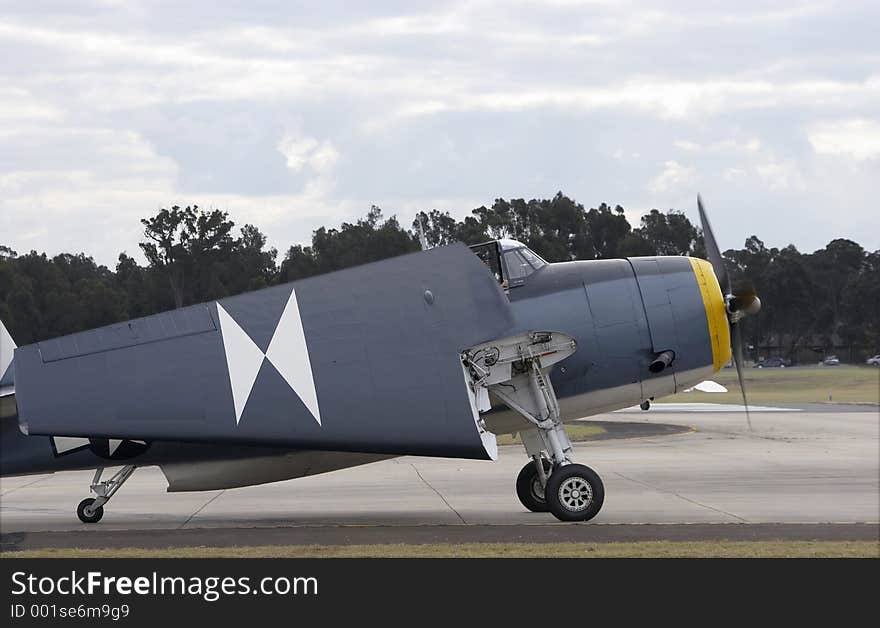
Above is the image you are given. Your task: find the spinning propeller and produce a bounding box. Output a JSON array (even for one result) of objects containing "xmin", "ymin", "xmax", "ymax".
[{"xmin": 697, "ymin": 195, "xmax": 762, "ymax": 429}]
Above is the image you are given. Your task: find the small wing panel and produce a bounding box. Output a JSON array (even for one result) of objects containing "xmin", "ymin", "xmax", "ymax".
[
  {"xmin": 1, "ymin": 320, "xmax": 16, "ymax": 394},
  {"xmin": 14, "ymin": 245, "xmax": 513, "ymax": 460}
]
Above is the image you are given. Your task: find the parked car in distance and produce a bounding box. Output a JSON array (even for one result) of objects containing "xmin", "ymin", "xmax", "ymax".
[
  {"xmin": 821, "ymin": 355, "xmax": 840, "ymax": 366},
  {"xmin": 867, "ymin": 355, "xmax": 880, "ymax": 366},
  {"xmin": 755, "ymin": 357, "xmax": 791, "ymax": 368}
]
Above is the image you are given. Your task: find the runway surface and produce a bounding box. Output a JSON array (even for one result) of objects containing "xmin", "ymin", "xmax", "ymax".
[{"xmin": 2, "ymin": 404, "xmax": 878, "ymax": 550}]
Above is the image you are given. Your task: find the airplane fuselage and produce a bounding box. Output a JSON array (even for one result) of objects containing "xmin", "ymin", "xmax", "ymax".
[{"xmin": 1, "ymin": 251, "xmax": 729, "ymax": 485}]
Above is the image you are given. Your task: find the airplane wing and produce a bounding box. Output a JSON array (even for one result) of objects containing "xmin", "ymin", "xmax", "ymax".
[
  {"xmin": 13, "ymin": 244, "xmax": 514, "ymax": 460},
  {"xmin": 1, "ymin": 319, "xmax": 14, "ymax": 398}
]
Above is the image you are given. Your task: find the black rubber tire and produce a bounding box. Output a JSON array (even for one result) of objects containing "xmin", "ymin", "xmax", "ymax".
[
  {"xmin": 516, "ymin": 459, "xmax": 553, "ymax": 512},
  {"xmin": 545, "ymin": 464, "xmax": 604, "ymax": 522},
  {"xmin": 77, "ymin": 498, "xmax": 104, "ymax": 524}
]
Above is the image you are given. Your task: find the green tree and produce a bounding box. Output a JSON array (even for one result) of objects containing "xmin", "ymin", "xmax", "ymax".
[
  {"xmin": 277, "ymin": 244, "xmax": 319, "ymax": 283},
  {"xmin": 468, "ymin": 193, "xmax": 594, "ymax": 262},
  {"xmin": 2, "ymin": 192, "xmax": 877, "ymax": 366},
  {"xmin": 808, "ymin": 239, "xmax": 866, "ymax": 344},
  {"xmin": 840, "ymin": 250, "xmax": 880, "ymax": 349},
  {"xmin": 525, "ymin": 193, "xmax": 586, "ymax": 262},
  {"xmin": 580, "ymin": 203, "xmax": 631, "ymax": 259},
  {"xmin": 757, "ymin": 245, "xmax": 816, "ymax": 359},
  {"xmin": 221, "ymin": 224, "xmax": 278, "ymax": 294},
  {"xmin": 139, "ymin": 205, "xmax": 236, "ymax": 308},
  {"xmin": 311, "ymin": 206, "xmax": 418, "ymax": 273},
  {"xmin": 630, "ymin": 209, "xmax": 700, "ymax": 256},
  {"xmin": 0, "ymin": 250, "xmax": 126, "ymax": 343},
  {"xmin": 455, "ymin": 216, "xmax": 490, "ymax": 245},
  {"xmin": 617, "ymin": 232, "xmax": 657, "ymax": 257},
  {"xmin": 412, "ymin": 210, "xmax": 461, "ymax": 247}
]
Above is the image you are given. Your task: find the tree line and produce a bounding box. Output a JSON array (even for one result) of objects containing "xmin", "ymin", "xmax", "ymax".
[{"xmin": 1, "ymin": 193, "xmax": 877, "ymax": 362}]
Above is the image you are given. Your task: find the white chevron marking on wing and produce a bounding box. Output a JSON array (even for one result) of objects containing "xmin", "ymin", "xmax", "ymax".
[
  {"xmin": 265, "ymin": 288, "xmax": 322, "ymax": 425},
  {"xmin": 217, "ymin": 303, "xmax": 265, "ymax": 425}
]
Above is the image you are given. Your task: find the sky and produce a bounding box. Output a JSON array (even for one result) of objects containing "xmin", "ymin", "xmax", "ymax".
[{"xmin": 1, "ymin": 0, "xmax": 878, "ymax": 267}]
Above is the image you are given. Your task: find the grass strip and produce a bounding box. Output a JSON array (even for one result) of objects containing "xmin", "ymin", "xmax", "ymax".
[{"xmin": 4, "ymin": 541, "xmax": 877, "ymax": 558}]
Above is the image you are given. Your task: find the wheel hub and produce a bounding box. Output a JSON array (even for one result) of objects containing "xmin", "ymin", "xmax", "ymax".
[
  {"xmin": 531, "ymin": 477, "xmax": 545, "ymax": 501},
  {"xmin": 558, "ymin": 477, "xmax": 593, "ymax": 512}
]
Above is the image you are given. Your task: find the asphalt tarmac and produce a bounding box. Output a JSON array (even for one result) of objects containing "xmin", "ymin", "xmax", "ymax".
[{"xmin": 1, "ymin": 403, "xmax": 878, "ymax": 550}]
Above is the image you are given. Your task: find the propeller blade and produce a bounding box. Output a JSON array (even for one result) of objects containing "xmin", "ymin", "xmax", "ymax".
[
  {"xmin": 697, "ymin": 195, "xmax": 731, "ymax": 296},
  {"xmin": 732, "ymin": 322, "xmax": 752, "ymax": 431},
  {"xmin": 698, "ymin": 195, "xmax": 758, "ymax": 431}
]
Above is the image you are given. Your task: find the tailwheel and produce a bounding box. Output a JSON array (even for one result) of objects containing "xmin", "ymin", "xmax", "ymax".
[
  {"xmin": 76, "ymin": 498, "xmax": 104, "ymax": 524},
  {"xmin": 545, "ymin": 464, "xmax": 604, "ymax": 522},
  {"xmin": 516, "ymin": 458, "xmax": 553, "ymax": 512}
]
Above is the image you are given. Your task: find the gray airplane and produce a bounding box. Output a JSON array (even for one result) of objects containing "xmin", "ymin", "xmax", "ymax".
[{"xmin": 0, "ymin": 198, "xmax": 759, "ymax": 523}]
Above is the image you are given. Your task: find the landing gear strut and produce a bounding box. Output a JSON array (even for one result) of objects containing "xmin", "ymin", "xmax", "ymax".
[
  {"xmin": 462, "ymin": 331, "xmax": 605, "ymax": 522},
  {"xmin": 76, "ymin": 465, "xmax": 137, "ymax": 524}
]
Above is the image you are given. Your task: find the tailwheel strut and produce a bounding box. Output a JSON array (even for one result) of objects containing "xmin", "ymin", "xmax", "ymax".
[
  {"xmin": 462, "ymin": 331, "xmax": 604, "ymax": 522},
  {"xmin": 76, "ymin": 465, "xmax": 137, "ymax": 524}
]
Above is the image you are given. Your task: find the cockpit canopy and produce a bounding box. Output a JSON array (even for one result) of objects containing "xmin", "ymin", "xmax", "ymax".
[{"xmin": 468, "ymin": 239, "xmax": 548, "ymax": 288}]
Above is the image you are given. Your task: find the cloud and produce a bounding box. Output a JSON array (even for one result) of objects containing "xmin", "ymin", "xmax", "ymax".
[
  {"xmin": 6, "ymin": 12, "xmax": 878, "ymax": 123},
  {"xmin": 0, "ymin": 125, "xmax": 176, "ymax": 259},
  {"xmin": 277, "ymin": 135, "xmax": 340, "ymax": 173},
  {"xmin": 755, "ymin": 160, "xmax": 806, "ymax": 191},
  {"xmin": 0, "ymin": 123, "xmax": 349, "ymax": 263},
  {"xmin": 723, "ymin": 167, "xmax": 747, "ymax": 182},
  {"xmin": 648, "ymin": 161, "xmax": 696, "ymax": 193},
  {"xmin": 674, "ymin": 138, "xmax": 761, "ymax": 153},
  {"xmin": 0, "ymin": 88, "xmax": 64, "ymax": 122},
  {"xmin": 1, "ymin": 1, "xmax": 879, "ymax": 263},
  {"xmin": 808, "ymin": 118, "xmax": 880, "ymax": 161},
  {"xmin": 673, "ymin": 140, "xmax": 702, "ymax": 152},
  {"xmin": 366, "ymin": 76, "xmax": 880, "ymax": 129}
]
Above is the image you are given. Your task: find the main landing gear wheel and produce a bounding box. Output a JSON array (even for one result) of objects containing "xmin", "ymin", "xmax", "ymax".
[
  {"xmin": 545, "ymin": 464, "xmax": 604, "ymax": 522},
  {"xmin": 76, "ymin": 498, "xmax": 104, "ymax": 524},
  {"xmin": 516, "ymin": 459, "xmax": 553, "ymax": 512}
]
